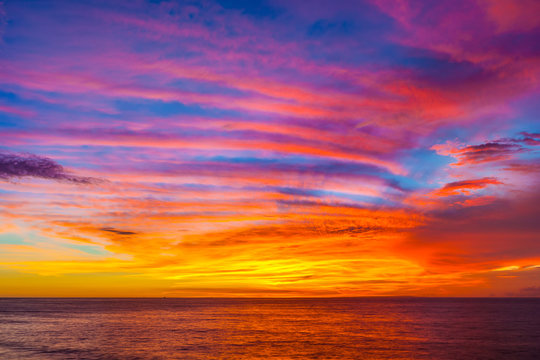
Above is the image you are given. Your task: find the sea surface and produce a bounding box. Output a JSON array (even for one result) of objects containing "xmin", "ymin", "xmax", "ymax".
[{"xmin": 0, "ymin": 297, "xmax": 539, "ymax": 359}]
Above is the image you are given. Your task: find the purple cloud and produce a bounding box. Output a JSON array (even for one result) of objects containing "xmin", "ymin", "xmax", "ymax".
[{"xmin": 0, "ymin": 152, "xmax": 102, "ymax": 185}]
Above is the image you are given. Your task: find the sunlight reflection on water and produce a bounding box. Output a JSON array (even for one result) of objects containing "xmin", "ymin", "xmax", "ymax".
[{"xmin": 1, "ymin": 298, "xmax": 539, "ymax": 359}]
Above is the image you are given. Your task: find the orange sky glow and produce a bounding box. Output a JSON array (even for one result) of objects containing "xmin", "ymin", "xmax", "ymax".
[{"xmin": 0, "ymin": 0, "xmax": 539, "ymax": 297}]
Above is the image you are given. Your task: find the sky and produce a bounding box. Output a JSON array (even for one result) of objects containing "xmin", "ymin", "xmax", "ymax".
[{"xmin": 0, "ymin": 0, "xmax": 539, "ymax": 297}]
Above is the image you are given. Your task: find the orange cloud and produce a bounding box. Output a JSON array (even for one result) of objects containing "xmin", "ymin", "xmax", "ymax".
[{"xmin": 435, "ymin": 178, "xmax": 503, "ymax": 196}]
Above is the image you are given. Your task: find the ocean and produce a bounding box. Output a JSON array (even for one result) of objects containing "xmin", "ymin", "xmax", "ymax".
[{"xmin": 0, "ymin": 297, "xmax": 539, "ymax": 359}]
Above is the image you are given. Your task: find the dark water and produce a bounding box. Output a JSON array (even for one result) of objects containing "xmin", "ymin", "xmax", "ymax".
[{"xmin": 1, "ymin": 298, "xmax": 539, "ymax": 359}]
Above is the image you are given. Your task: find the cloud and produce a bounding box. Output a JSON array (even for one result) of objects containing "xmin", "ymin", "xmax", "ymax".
[
  {"xmin": 482, "ymin": 0, "xmax": 540, "ymax": 33},
  {"xmin": 433, "ymin": 133, "xmax": 539, "ymax": 167},
  {"xmin": 518, "ymin": 286, "xmax": 540, "ymax": 296},
  {"xmin": 456, "ymin": 196, "xmax": 497, "ymax": 207},
  {"xmin": 404, "ymin": 189, "xmax": 540, "ymax": 273},
  {"xmin": 101, "ymin": 227, "xmax": 137, "ymax": 236},
  {"xmin": 435, "ymin": 177, "xmax": 503, "ymax": 196},
  {"xmin": 519, "ymin": 132, "xmax": 540, "ymax": 146},
  {"xmin": 504, "ymin": 160, "xmax": 540, "ymax": 174},
  {"xmin": 0, "ymin": 152, "xmax": 102, "ymax": 185},
  {"xmin": 451, "ymin": 142, "xmax": 525, "ymax": 165},
  {"xmin": 1, "ymin": 128, "xmax": 405, "ymax": 175}
]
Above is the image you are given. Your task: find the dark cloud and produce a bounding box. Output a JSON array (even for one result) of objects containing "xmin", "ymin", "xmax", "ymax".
[
  {"xmin": 453, "ymin": 142, "xmax": 525, "ymax": 165},
  {"xmin": 504, "ymin": 160, "xmax": 540, "ymax": 173},
  {"xmin": 518, "ymin": 286, "xmax": 540, "ymax": 296},
  {"xmin": 520, "ymin": 132, "xmax": 540, "ymax": 138},
  {"xmin": 519, "ymin": 132, "xmax": 540, "ymax": 146},
  {"xmin": 0, "ymin": 152, "xmax": 102, "ymax": 184},
  {"xmin": 452, "ymin": 133, "xmax": 539, "ymax": 166},
  {"xmin": 101, "ymin": 227, "xmax": 137, "ymax": 236}
]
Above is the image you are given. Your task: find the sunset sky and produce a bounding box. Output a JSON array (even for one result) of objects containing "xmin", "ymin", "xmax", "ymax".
[{"xmin": 0, "ymin": 0, "xmax": 539, "ymax": 297}]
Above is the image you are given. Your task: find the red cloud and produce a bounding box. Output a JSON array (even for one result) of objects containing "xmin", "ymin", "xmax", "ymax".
[
  {"xmin": 504, "ymin": 160, "xmax": 540, "ymax": 174},
  {"xmin": 433, "ymin": 134, "xmax": 538, "ymax": 167},
  {"xmin": 451, "ymin": 142, "xmax": 524, "ymax": 166},
  {"xmin": 435, "ymin": 177, "xmax": 503, "ymax": 196}
]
